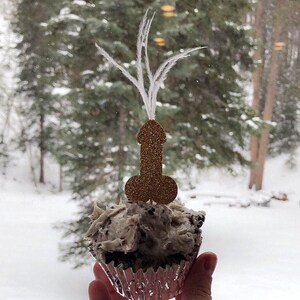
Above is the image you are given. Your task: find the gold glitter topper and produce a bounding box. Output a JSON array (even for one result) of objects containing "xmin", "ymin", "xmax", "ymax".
[
  {"xmin": 95, "ymin": 11, "xmax": 204, "ymax": 204},
  {"xmin": 125, "ymin": 120, "xmax": 177, "ymax": 204}
]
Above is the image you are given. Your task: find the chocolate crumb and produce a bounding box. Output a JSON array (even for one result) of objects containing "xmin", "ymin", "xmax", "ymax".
[{"xmin": 147, "ymin": 207, "xmax": 155, "ymax": 215}]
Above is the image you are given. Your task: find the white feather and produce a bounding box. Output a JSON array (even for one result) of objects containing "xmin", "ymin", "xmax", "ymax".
[
  {"xmin": 136, "ymin": 10, "xmax": 151, "ymax": 117},
  {"xmin": 143, "ymin": 14, "xmax": 155, "ymax": 117},
  {"xmin": 150, "ymin": 47, "xmax": 206, "ymax": 117},
  {"xmin": 95, "ymin": 42, "xmax": 151, "ymax": 118},
  {"xmin": 144, "ymin": 13, "xmax": 155, "ymax": 83},
  {"xmin": 95, "ymin": 42, "xmax": 138, "ymax": 89},
  {"xmin": 95, "ymin": 11, "xmax": 205, "ymax": 120}
]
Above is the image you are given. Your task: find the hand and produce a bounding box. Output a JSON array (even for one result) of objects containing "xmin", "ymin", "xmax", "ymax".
[{"xmin": 89, "ymin": 252, "xmax": 217, "ymax": 300}]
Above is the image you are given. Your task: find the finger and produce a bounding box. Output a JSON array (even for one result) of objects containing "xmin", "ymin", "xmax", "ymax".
[
  {"xmin": 93, "ymin": 263, "xmax": 115, "ymax": 291},
  {"xmin": 93, "ymin": 263, "xmax": 127, "ymax": 300},
  {"xmin": 88, "ymin": 280, "xmax": 111, "ymax": 300},
  {"xmin": 93, "ymin": 263, "xmax": 109, "ymax": 282},
  {"xmin": 181, "ymin": 252, "xmax": 217, "ymax": 300}
]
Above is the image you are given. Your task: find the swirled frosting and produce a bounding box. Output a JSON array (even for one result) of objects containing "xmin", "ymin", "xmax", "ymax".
[{"xmin": 85, "ymin": 200, "xmax": 205, "ymax": 271}]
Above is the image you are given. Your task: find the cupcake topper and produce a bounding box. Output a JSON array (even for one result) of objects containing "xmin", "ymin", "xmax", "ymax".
[{"xmin": 96, "ymin": 11, "xmax": 204, "ymax": 204}]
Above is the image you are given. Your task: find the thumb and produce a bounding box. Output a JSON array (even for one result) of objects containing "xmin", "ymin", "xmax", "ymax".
[
  {"xmin": 88, "ymin": 280, "xmax": 111, "ymax": 300},
  {"xmin": 181, "ymin": 252, "xmax": 217, "ymax": 300}
]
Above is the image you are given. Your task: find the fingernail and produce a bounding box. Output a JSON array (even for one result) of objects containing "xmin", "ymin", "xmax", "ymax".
[{"xmin": 204, "ymin": 254, "xmax": 217, "ymax": 275}]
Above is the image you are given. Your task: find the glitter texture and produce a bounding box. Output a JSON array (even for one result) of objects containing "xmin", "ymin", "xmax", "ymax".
[{"xmin": 125, "ymin": 120, "xmax": 177, "ymax": 204}]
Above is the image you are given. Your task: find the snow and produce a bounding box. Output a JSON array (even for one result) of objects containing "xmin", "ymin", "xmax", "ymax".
[
  {"xmin": 81, "ymin": 70, "xmax": 94, "ymax": 76},
  {"xmin": 73, "ymin": 0, "xmax": 88, "ymax": 6},
  {"xmin": 47, "ymin": 8, "xmax": 84, "ymax": 26},
  {"xmin": 52, "ymin": 87, "xmax": 71, "ymax": 96},
  {"xmin": 182, "ymin": 154, "xmax": 300, "ymax": 300},
  {"xmin": 57, "ymin": 50, "xmax": 73, "ymax": 57},
  {"xmin": 0, "ymin": 154, "xmax": 92, "ymax": 300},
  {"xmin": 1, "ymin": 150, "xmax": 300, "ymax": 300},
  {"xmin": 246, "ymin": 119, "xmax": 260, "ymax": 129}
]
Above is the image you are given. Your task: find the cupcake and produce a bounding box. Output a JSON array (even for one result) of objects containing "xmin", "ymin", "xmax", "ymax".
[
  {"xmin": 86, "ymin": 10, "xmax": 206, "ymax": 299},
  {"xmin": 85, "ymin": 199, "xmax": 205, "ymax": 299}
]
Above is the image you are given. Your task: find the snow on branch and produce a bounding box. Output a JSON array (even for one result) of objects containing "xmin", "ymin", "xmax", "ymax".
[{"xmin": 95, "ymin": 10, "xmax": 205, "ymax": 120}]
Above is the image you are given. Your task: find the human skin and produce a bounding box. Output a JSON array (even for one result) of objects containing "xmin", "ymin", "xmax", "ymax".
[{"xmin": 88, "ymin": 252, "xmax": 217, "ymax": 300}]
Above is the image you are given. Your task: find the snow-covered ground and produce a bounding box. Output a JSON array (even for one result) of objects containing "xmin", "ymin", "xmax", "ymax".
[
  {"xmin": 1, "ymin": 151, "xmax": 299, "ymax": 300},
  {"xmin": 184, "ymin": 154, "xmax": 300, "ymax": 300},
  {"xmin": 0, "ymin": 154, "xmax": 92, "ymax": 300}
]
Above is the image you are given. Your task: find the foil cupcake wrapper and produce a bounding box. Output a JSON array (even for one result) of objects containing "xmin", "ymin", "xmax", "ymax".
[{"xmin": 95, "ymin": 241, "xmax": 201, "ymax": 300}]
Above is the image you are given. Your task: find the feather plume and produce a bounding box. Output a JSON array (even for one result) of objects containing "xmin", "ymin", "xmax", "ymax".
[
  {"xmin": 149, "ymin": 47, "xmax": 205, "ymax": 117},
  {"xmin": 144, "ymin": 13, "xmax": 155, "ymax": 83},
  {"xmin": 95, "ymin": 11, "xmax": 205, "ymax": 120},
  {"xmin": 95, "ymin": 43, "xmax": 151, "ymax": 118},
  {"xmin": 136, "ymin": 11, "xmax": 148, "ymax": 112}
]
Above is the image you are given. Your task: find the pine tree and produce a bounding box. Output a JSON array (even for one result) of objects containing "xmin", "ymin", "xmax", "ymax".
[
  {"xmin": 248, "ymin": 0, "xmax": 300, "ymax": 189},
  {"xmin": 46, "ymin": 0, "xmax": 261, "ymax": 267},
  {"xmin": 12, "ymin": 0, "xmax": 61, "ymax": 183},
  {"xmin": 269, "ymin": 0, "xmax": 300, "ymax": 165},
  {"xmin": 0, "ymin": 0, "xmax": 18, "ymax": 167},
  {"xmin": 158, "ymin": 1, "xmax": 261, "ymax": 172}
]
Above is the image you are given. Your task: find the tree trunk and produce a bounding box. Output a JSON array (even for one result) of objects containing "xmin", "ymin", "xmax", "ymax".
[
  {"xmin": 39, "ymin": 113, "xmax": 45, "ymax": 184},
  {"xmin": 59, "ymin": 163, "xmax": 63, "ymax": 192},
  {"xmin": 249, "ymin": 0, "xmax": 265, "ymax": 189},
  {"xmin": 254, "ymin": 6, "xmax": 281, "ymax": 190}
]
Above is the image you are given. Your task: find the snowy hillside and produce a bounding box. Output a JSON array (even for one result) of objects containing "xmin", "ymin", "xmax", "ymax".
[{"xmin": 0, "ymin": 151, "xmax": 299, "ymax": 300}]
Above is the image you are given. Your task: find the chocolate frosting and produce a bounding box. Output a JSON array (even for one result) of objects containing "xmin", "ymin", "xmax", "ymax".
[{"xmin": 86, "ymin": 200, "xmax": 205, "ymax": 271}]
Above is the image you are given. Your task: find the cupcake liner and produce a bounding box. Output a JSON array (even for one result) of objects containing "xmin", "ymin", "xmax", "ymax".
[{"xmin": 95, "ymin": 240, "xmax": 201, "ymax": 300}]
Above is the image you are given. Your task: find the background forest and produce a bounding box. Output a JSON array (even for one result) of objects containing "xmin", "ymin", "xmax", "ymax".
[{"xmin": 0, "ymin": 0, "xmax": 299, "ymax": 299}]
